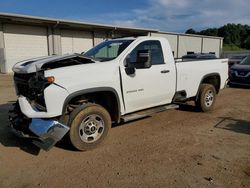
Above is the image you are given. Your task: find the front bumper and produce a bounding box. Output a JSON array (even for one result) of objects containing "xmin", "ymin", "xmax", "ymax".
[
  {"xmin": 18, "ymin": 96, "xmax": 62, "ymax": 118},
  {"xmin": 14, "ymin": 79, "xmax": 69, "ymax": 119},
  {"xmin": 9, "ymin": 103, "xmax": 69, "ymax": 151},
  {"xmin": 229, "ymin": 71, "xmax": 250, "ymax": 87},
  {"xmin": 18, "ymin": 96, "xmax": 58, "ymax": 118},
  {"xmin": 229, "ymin": 81, "xmax": 250, "ymax": 87}
]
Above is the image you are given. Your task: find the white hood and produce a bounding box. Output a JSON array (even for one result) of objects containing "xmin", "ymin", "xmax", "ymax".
[{"xmin": 12, "ymin": 54, "xmax": 94, "ymax": 74}]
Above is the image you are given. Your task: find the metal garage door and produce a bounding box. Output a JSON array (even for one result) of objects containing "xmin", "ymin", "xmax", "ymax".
[
  {"xmin": 202, "ymin": 38, "xmax": 221, "ymax": 57},
  {"xmin": 179, "ymin": 36, "xmax": 202, "ymax": 58},
  {"xmin": 4, "ymin": 24, "xmax": 48, "ymax": 72},
  {"xmin": 61, "ymin": 30, "xmax": 93, "ymax": 54}
]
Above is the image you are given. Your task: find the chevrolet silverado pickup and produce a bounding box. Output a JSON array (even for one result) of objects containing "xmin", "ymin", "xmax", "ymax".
[{"xmin": 9, "ymin": 36, "xmax": 228, "ymax": 151}]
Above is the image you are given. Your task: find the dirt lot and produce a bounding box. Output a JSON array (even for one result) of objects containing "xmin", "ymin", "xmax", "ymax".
[{"xmin": 0, "ymin": 74, "xmax": 250, "ymax": 188}]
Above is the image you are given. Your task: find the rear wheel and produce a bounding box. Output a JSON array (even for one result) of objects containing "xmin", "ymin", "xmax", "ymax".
[
  {"xmin": 195, "ymin": 84, "xmax": 216, "ymax": 112},
  {"xmin": 68, "ymin": 103, "xmax": 111, "ymax": 151}
]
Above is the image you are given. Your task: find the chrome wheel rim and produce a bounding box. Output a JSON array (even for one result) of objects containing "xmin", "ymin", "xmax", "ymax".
[
  {"xmin": 205, "ymin": 90, "xmax": 214, "ymax": 107},
  {"xmin": 79, "ymin": 114, "xmax": 104, "ymax": 143}
]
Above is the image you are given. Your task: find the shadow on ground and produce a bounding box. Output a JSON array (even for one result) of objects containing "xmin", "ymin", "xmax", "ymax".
[
  {"xmin": 0, "ymin": 102, "xmax": 41, "ymax": 155},
  {"xmin": 56, "ymin": 116, "xmax": 151, "ymax": 151},
  {"xmin": 176, "ymin": 103, "xmax": 200, "ymax": 113},
  {"xmin": 0, "ymin": 102, "xmax": 149, "ymax": 153},
  {"xmin": 215, "ymin": 117, "xmax": 250, "ymax": 135}
]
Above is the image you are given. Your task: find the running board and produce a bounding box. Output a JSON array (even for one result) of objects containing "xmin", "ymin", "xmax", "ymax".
[{"xmin": 121, "ymin": 104, "xmax": 179, "ymax": 122}]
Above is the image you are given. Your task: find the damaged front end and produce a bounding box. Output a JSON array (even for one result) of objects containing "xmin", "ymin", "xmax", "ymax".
[
  {"xmin": 9, "ymin": 54, "xmax": 95, "ymax": 151},
  {"xmin": 9, "ymin": 103, "xmax": 69, "ymax": 151}
]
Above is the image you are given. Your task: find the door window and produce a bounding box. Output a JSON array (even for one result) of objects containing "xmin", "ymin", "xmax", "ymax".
[{"xmin": 129, "ymin": 40, "xmax": 164, "ymax": 66}]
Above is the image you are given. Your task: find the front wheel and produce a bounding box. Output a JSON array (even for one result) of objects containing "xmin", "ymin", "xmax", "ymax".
[
  {"xmin": 195, "ymin": 84, "xmax": 216, "ymax": 112},
  {"xmin": 68, "ymin": 103, "xmax": 111, "ymax": 151}
]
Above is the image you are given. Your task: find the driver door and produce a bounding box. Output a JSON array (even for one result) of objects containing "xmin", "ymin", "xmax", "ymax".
[{"xmin": 120, "ymin": 40, "xmax": 176, "ymax": 113}]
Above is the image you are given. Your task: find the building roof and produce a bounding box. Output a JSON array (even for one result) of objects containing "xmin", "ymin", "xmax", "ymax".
[
  {"xmin": 0, "ymin": 12, "xmax": 158, "ymax": 33},
  {"xmin": 0, "ymin": 12, "xmax": 223, "ymax": 39},
  {"xmin": 157, "ymin": 31, "xmax": 223, "ymax": 39}
]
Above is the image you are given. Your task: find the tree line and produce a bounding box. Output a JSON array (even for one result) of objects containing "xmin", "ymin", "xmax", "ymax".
[{"xmin": 185, "ymin": 24, "xmax": 250, "ymax": 50}]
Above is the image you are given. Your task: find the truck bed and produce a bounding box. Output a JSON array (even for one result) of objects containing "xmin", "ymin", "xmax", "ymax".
[{"xmin": 175, "ymin": 59, "xmax": 228, "ymax": 98}]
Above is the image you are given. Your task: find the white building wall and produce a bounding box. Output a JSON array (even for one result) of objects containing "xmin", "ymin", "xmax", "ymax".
[
  {"xmin": 179, "ymin": 36, "xmax": 202, "ymax": 57},
  {"xmin": 94, "ymin": 31, "xmax": 107, "ymax": 46},
  {"xmin": 0, "ymin": 22, "xmax": 5, "ymax": 73},
  {"xmin": 61, "ymin": 30, "xmax": 93, "ymax": 54},
  {"xmin": 3, "ymin": 24, "xmax": 48, "ymax": 72},
  {"xmin": 151, "ymin": 32, "xmax": 178, "ymax": 58},
  {"xmin": 0, "ymin": 21, "xmax": 223, "ymax": 73},
  {"xmin": 202, "ymin": 38, "xmax": 221, "ymax": 57}
]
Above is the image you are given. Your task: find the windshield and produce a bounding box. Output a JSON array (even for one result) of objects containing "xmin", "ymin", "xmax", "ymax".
[
  {"xmin": 240, "ymin": 56, "xmax": 250, "ymax": 65},
  {"xmin": 83, "ymin": 39, "xmax": 134, "ymax": 62}
]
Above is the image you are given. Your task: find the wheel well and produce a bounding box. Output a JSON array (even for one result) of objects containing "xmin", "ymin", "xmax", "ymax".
[
  {"xmin": 201, "ymin": 74, "xmax": 221, "ymax": 93},
  {"xmin": 64, "ymin": 91, "xmax": 120, "ymax": 124}
]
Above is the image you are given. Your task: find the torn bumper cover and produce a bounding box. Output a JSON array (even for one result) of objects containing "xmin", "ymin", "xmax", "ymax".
[{"xmin": 9, "ymin": 104, "xmax": 69, "ymax": 151}]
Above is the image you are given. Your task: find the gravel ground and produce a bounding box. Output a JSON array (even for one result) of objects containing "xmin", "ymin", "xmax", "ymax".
[{"xmin": 0, "ymin": 74, "xmax": 250, "ymax": 188}]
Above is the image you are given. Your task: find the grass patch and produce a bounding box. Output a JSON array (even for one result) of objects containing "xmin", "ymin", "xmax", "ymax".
[{"xmin": 223, "ymin": 44, "xmax": 245, "ymax": 51}]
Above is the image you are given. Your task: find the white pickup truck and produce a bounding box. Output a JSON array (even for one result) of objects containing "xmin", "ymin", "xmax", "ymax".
[{"xmin": 9, "ymin": 36, "xmax": 228, "ymax": 151}]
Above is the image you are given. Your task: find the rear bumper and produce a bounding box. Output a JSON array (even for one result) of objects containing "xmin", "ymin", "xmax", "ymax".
[{"xmin": 9, "ymin": 103, "xmax": 69, "ymax": 151}]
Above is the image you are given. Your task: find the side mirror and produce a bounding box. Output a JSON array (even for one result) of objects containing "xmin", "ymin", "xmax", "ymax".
[
  {"xmin": 136, "ymin": 50, "xmax": 151, "ymax": 68},
  {"xmin": 125, "ymin": 66, "xmax": 135, "ymax": 75},
  {"xmin": 124, "ymin": 55, "xmax": 130, "ymax": 67},
  {"xmin": 124, "ymin": 55, "xmax": 135, "ymax": 75}
]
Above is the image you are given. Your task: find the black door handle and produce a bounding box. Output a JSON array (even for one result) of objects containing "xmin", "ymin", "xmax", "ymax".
[{"xmin": 161, "ymin": 70, "xmax": 170, "ymax": 73}]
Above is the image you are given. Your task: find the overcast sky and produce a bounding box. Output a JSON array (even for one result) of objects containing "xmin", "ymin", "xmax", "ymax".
[{"xmin": 0, "ymin": 0, "xmax": 249, "ymax": 32}]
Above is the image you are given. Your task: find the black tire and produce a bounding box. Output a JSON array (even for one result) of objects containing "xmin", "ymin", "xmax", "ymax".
[
  {"xmin": 68, "ymin": 103, "xmax": 111, "ymax": 151},
  {"xmin": 195, "ymin": 84, "xmax": 216, "ymax": 112}
]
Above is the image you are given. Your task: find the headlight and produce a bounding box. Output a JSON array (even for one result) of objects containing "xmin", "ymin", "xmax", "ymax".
[{"xmin": 28, "ymin": 72, "xmax": 54, "ymax": 94}]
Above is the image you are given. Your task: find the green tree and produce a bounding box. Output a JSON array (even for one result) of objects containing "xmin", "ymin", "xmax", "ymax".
[
  {"xmin": 185, "ymin": 23, "xmax": 250, "ymax": 50},
  {"xmin": 243, "ymin": 36, "xmax": 250, "ymax": 49},
  {"xmin": 199, "ymin": 28, "xmax": 218, "ymax": 36},
  {"xmin": 185, "ymin": 28, "xmax": 197, "ymax": 34}
]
